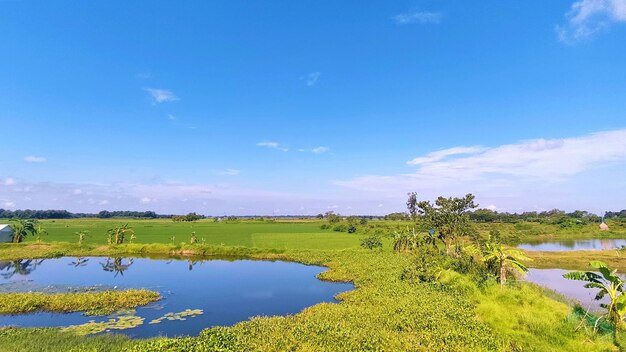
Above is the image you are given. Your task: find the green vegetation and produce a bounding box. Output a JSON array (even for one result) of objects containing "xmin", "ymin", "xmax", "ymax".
[
  {"xmin": 9, "ymin": 219, "xmax": 37, "ymax": 243},
  {"xmin": 483, "ymin": 240, "xmax": 531, "ymax": 287},
  {"xmin": 0, "ymin": 290, "xmax": 160, "ymax": 316},
  {"xmin": 1, "ymin": 203, "xmax": 626, "ymax": 351},
  {"xmin": 564, "ymin": 261, "xmax": 626, "ymax": 347}
]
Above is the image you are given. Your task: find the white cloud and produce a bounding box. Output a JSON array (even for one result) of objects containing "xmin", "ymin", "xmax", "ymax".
[
  {"xmin": 2, "ymin": 201, "xmax": 15, "ymax": 209},
  {"xmin": 407, "ymin": 146, "xmax": 486, "ymax": 165},
  {"xmin": 257, "ymin": 141, "xmax": 289, "ymax": 152},
  {"xmin": 144, "ymin": 88, "xmax": 179, "ymax": 104},
  {"xmin": 393, "ymin": 11, "xmax": 442, "ymax": 24},
  {"xmin": 298, "ymin": 146, "xmax": 330, "ymax": 154},
  {"xmin": 301, "ymin": 72, "xmax": 320, "ymax": 86},
  {"xmin": 167, "ymin": 114, "xmax": 177, "ymax": 121},
  {"xmin": 2, "ymin": 178, "xmax": 15, "ymax": 186},
  {"xmin": 486, "ymin": 204, "xmax": 498, "ymax": 211},
  {"xmin": 73, "ymin": 189, "xmax": 84, "ymax": 195},
  {"xmin": 99, "ymin": 200, "xmax": 109, "ymax": 205},
  {"xmin": 24, "ymin": 156, "xmax": 47, "ymax": 163},
  {"xmin": 557, "ymin": 0, "xmax": 626, "ymax": 42},
  {"xmin": 336, "ymin": 129, "xmax": 626, "ymax": 191},
  {"xmin": 140, "ymin": 197, "xmax": 153, "ymax": 204},
  {"xmin": 216, "ymin": 169, "xmax": 240, "ymax": 176}
]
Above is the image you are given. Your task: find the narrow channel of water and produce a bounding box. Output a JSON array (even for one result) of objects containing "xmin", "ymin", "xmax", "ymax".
[
  {"xmin": 0, "ymin": 257, "xmax": 353, "ymax": 337},
  {"xmin": 518, "ymin": 239, "xmax": 626, "ymax": 252}
]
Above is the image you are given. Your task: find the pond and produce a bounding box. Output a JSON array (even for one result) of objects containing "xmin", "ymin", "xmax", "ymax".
[
  {"xmin": 518, "ymin": 239, "xmax": 626, "ymax": 251},
  {"xmin": 526, "ymin": 268, "xmax": 612, "ymax": 311},
  {"xmin": 0, "ymin": 257, "xmax": 353, "ymax": 337}
]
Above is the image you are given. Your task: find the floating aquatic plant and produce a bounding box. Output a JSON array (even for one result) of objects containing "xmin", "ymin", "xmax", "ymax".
[
  {"xmin": 149, "ymin": 309, "xmax": 204, "ymax": 324},
  {"xmin": 63, "ymin": 315, "xmax": 145, "ymax": 335}
]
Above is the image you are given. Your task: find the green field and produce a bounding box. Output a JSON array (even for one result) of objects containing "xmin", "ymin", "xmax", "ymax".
[{"xmin": 15, "ymin": 219, "xmax": 366, "ymax": 250}]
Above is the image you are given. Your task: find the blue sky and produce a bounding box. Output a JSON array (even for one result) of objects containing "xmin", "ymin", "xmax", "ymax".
[{"xmin": 1, "ymin": 0, "xmax": 626, "ymax": 215}]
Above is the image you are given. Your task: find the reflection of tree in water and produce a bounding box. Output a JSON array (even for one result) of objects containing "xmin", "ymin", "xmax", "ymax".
[
  {"xmin": 0, "ymin": 259, "xmax": 44, "ymax": 279},
  {"xmin": 69, "ymin": 257, "xmax": 90, "ymax": 268},
  {"xmin": 188, "ymin": 260, "xmax": 198, "ymax": 271},
  {"xmin": 101, "ymin": 257, "xmax": 133, "ymax": 277}
]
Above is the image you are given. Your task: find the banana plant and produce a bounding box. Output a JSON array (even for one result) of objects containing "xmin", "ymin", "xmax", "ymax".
[
  {"xmin": 564, "ymin": 261, "xmax": 626, "ymax": 344},
  {"xmin": 483, "ymin": 242, "xmax": 531, "ymax": 287}
]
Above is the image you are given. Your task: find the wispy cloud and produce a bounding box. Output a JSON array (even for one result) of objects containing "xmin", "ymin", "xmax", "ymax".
[
  {"xmin": 24, "ymin": 156, "xmax": 47, "ymax": 163},
  {"xmin": 257, "ymin": 141, "xmax": 289, "ymax": 152},
  {"xmin": 298, "ymin": 146, "xmax": 330, "ymax": 154},
  {"xmin": 336, "ymin": 129, "xmax": 626, "ymax": 192},
  {"xmin": 144, "ymin": 88, "xmax": 179, "ymax": 104},
  {"xmin": 215, "ymin": 169, "xmax": 241, "ymax": 176},
  {"xmin": 407, "ymin": 146, "xmax": 486, "ymax": 165},
  {"xmin": 2, "ymin": 178, "xmax": 15, "ymax": 186},
  {"xmin": 393, "ymin": 11, "xmax": 442, "ymax": 24},
  {"xmin": 2, "ymin": 200, "xmax": 15, "ymax": 209},
  {"xmin": 301, "ymin": 72, "xmax": 321, "ymax": 86},
  {"xmin": 557, "ymin": 0, "xmax": 626, "ymax": 42}
]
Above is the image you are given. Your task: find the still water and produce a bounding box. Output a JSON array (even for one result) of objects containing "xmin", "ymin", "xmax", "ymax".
[
  {"xmin": 518, "ymin": 239, "xmax": 626, "ymax": 252},
  {"xmin": 0, "ymin": 257, "xmax": 353, "ymax": 337},
  {"xmin": 526, "ymin": 268, "xmax": 612, "ymax": 311}
]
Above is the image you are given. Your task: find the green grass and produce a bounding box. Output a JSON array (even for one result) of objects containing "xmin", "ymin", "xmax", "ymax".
[{"xmin": 0, "ymin": 290, "xmax": 160, "ymax": 316}]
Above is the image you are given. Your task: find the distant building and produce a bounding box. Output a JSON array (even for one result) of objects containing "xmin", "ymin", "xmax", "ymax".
[
  {"xmin": 599, "ymin": 222, "xmax": 610, "ymax": 231},
  {"xmin": 0, "ymin": 224, "xmax": 14, "ymax": 242}
]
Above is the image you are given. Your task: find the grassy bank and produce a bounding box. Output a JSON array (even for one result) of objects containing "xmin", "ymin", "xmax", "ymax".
[
  {"xmin": 526, "ymin": 249, "xmax": 626, "ymax": 271},
  {"xmin": 0, "ymin": 242, "xmax": 620, "ymax": 351},
  {"xmin": 0, "ymin": 290, "xmax": 160, "ymax": 316}
]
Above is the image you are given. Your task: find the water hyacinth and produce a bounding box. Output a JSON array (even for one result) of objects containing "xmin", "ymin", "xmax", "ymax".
[{"xmin": 149, "ymin": 309, "xmax": 204, "ymax": 324}]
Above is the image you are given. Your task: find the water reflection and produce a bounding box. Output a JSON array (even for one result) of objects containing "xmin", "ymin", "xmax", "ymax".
[
  {"xmin": 0, "ymin": 256, "xmax": 354, "ymax": 338},
  {"xmin": 518, "ymin": 239, "xmax": 626, "ymax": 252},
  {"xmin": 101, "ymin": 257, "xmax": 134, "ymax": 277},
  {"xmin": 0, "ymin": 259, "xmax": 44, "ymax": 279},
  {"xmin": 69, "ymin": 257, "xmax": 89, "ymax": 268}
]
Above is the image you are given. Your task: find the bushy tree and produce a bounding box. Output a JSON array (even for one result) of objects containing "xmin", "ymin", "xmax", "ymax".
[{"xmin": 416, "ymin": 193, "xmax": 478, "ymax": 254}]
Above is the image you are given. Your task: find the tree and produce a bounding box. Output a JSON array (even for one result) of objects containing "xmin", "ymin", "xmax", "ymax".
[
  {"xmin": 482, "ymin": 242, "xmax": 531, "ymax": 287},
  {"xmin": 106, "ymin": 224, "xmax": 135, "ymax": 245},
  {"xmin": 417, "ymin": 194, "xmax": 478, "ymax": 254},
  {"xmin": 406, "ymin": 192, "xmax": 418, "ymax": 220},
  {"xmin": 564, "ymin": 261, "xmax": 626, "ymax": 346},
  {"xmin": 10, "ymin": 219, "xmax": 37, "ymax": 243}
]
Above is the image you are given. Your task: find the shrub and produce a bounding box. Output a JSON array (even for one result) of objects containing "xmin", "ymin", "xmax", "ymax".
[
  {"xmin": 360, "ymin": 236, "xmax": 382, "ymax": 250},
  {"xmin": 333, "ymin": 224, "xmax": 347, "ymax": 232},
  {"xmin": 347, "ymin": 225, "xmax": 357, "ymax": 233}
]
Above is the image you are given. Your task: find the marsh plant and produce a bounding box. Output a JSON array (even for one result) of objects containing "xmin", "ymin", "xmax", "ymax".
[{"xmin": 189, "ymin": 231, "xmax": 198, "ymax": 244}]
